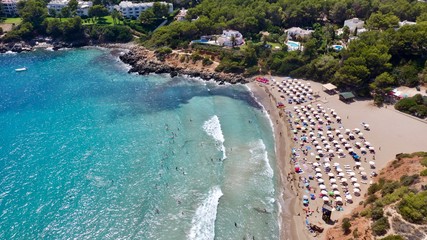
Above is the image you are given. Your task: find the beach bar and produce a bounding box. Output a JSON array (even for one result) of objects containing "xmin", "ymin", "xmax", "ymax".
[
  {"xmin": 339, "ymin": 92, "xmax": 355, "ymax": 102},
  {"xmin": 322, "ymin": 83, "xmax": 337, "ymax": 94}
]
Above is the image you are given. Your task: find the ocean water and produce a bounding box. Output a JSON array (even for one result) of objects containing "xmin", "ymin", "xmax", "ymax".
[{"xmin": 0, "ymin": 48, "xmax": 279, "ymax": 239}]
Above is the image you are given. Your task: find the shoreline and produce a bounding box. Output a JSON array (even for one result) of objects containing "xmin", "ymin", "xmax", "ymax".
[{"xmin": 248, "ymin": 82, "xmax": 310, "ymax": 240}]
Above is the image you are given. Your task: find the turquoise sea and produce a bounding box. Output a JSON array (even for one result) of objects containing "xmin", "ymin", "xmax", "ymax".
[{"xmin": 0, "ymin": 48, "xmax": 279, "ymax": 239}]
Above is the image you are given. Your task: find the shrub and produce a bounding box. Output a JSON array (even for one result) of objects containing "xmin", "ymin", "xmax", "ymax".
[
  {"xmin": 381, "ymin": 181, "xmax": 400, "ymax": 196},
  {"xmin": 398, "ymin": 191, "xmax": 427, "ymax": 224},
  {"xmin": 420, "ymin": 169, "xmax": 427, "ymax": 176},
  {"xmin": 179, "ymin": 55, "xmax": 186, "ymax": 63},
  {"xmin": 342, "ymin": 218, "xmax": 352, "ymax": 234},
  {"xmin": 0, "ymin": 27, "xmax": 3, "ymax": 35},
  {"xmin": 368, "ymin": 183, "xmax": 381, "ymax": 195},
  {"xmin": 190, "ymin": 53, "xmax": 203, "ymax": 63},
  {"xmin": 371, "ymin": 206, "xmax": 384, "ymax": 220},
  {"xmin": 202, "ymin": 57, "xmax": 213, "ymax": 66},
  {"xmin": 400, "ymin": 174, "xmax": 419, "ymax": 186},
  {"xmin": 243, "ymin": 65, "xmax": 260, "ymax": 77},
  {"xmin": 360, "ymin": 208, "xmax": 372, "ymax": 218},
  {"xmin": 365, "ymin": 194, "xmax": 378, "ymax": 206},
  {"xmin": 421, "ymin": 157, "xmax": 427, "ymax": 167},
  {"xmin": 380, "ymin": 235, "xmax": 404, "ymax": 240},
  {"xmin": 372, "ymin": 217, "xmax": 390, "ymax": 236}
]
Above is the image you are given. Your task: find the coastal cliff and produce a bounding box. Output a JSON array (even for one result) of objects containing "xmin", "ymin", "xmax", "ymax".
[{"xmin": 119, "ymin": 47, "xmax": 248, "ymax": 84}]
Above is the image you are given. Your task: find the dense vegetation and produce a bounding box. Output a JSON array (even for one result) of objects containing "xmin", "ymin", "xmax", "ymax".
[
  {"xmin": 141, "ymin": 0, "xmax": 427, "ymax": 105},
  {"xmin": 394, "ymin": 94, "xmax": 427, "ymax": 118},
  {"xmin": 360, "ymin": 152, "xmax": 427, "ymax": 237}
]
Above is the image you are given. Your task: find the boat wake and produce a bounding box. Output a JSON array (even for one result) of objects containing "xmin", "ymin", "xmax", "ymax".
[
  {"xmin": 188, "ymin": 186, "xmax": 223, "ymax": 240},
  {"xmin": 249, "ymin": 139, "xmax": 274, "ymax": 178},
  {"xmin": 203, "ymin": 115, "xmax": 226, "ymax": 159}
]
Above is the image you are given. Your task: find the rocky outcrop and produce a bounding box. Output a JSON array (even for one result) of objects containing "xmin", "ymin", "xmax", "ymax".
[
  {"xmin": 0, "ymin": 42, "xmax": 33, "ymax": 53},
  {"xmin": 119, "ymin": 47, "xmax": 248, "ymax": 84}
]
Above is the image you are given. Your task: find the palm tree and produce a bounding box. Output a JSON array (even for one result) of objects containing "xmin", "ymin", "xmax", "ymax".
[
  {"xmin": 230, "ymin": 35, "xmax": 237, "ymax": 48},
  {"xmin": 111, "ymin": 9, "xmax": 121, "ymax": 25}
]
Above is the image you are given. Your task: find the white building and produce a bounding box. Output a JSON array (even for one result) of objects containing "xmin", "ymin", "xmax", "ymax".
[
  {"xmin": 118, "ymin": 1, "xmax": 173, "ymax": 19},
  {"xmin": 175, "ymin": 8, "xmax": 187, "ymax": 21},
  {"xmin": 217, "ymin": 30, "xmax": 244, "ymax": 47},
  {"xmin": 285, "ymin": 27, "xmax": 313, "ymax": 40},
  {"xmin": 47, "ymin": 0, "xmax": 93, "ymax": 17},
  {"xmin": 343, "ymin": 18, "xmax": 365, "ymax": 32},
  {"xmin": 76, "ymin": 1, "xmax": 92, "ymax": 16},
  {"xmin": 1, "ymin": 0, "xmax": 20, "ymax": 17},
  {"xmin": 398, "ymin": 20, "xmax": 416, "ymax": 27}
]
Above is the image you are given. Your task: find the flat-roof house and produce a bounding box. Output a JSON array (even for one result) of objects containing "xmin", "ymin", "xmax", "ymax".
[
  {"xmin": 1, "ymin": 0, "xmax": 20, "ymax": 16},
  {"xmin": 344, "ymin": 18, "xmax": 365, "ymax": 32},
  {"xmin": 175, "ymin": 8, "xmax": 187, "ymax": 21},
  {"xmin": 398, "ymin": 20, "xmax": 416, "ymax": 27},
  {"xmin": 285, "ymin": 27, "xmax": 313, "ymax": 40},
  {"xmin": 118, "ymin": 1, "xmax": 173, "ymax": 19},
  {"xmin": 47, "ymin": 0, "xmax": 93, "ymax": 17},
  {"xmin": 217, "ymin": 30, "xmax": 244, "ymax": 47}
]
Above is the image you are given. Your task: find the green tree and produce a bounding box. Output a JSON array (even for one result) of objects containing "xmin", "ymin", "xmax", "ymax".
[
  {"xmin": 18, "ymin": 0, "xmax": 47, "ymax": 30},
  {"xmin": 88, "ymin": 5, "xmax": 109, "ymax": 22},
  {"xmin": 342, "ymin": 26, "xmax": 350, "ymax": 43},
  {"xmin": 111, "ymin": 9, "xmax": 121, "ymax": 25},
  {"xmin": 48, "ymin": 8, "xmax": 57, "ymax": 18},
  {"xmin": 139, "ymin": 9, "xmax": 155, "ymax": 24},
  {"xmin": 152, "ymin": 2, "xmax": 169, "ymax": 18},
  {"xmin": 367, "ymin": 12, "xmax": 399, "ymax": 30},
  {"xmin": 60, "ymin": 6, "xmax": 71, "ymax": 19},
  {"xmin": 342, "ymin": 218, "xmax": 352, "ymax": 234},
  {"xmin": 45, "ymin": 18, "xmax": 63, "ymax": 37},
  {"xmin": 68, "ymin": 0, "xmax": 78, "ymax": 16}
]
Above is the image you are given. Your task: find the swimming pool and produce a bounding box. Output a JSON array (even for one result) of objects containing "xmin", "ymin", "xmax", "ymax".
[
  {"xmin": 332, "ymin": 45, "xmax": 343, "ymax": 51},
  {"xmin": 286, "ymin": 41, "xmax": 300, "ymax": 51}
]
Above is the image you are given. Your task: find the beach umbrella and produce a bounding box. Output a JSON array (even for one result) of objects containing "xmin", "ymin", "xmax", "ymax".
[
  {"xmin": 309, "ymin": 132, "xmax": 315, "ymax": 136},
  {"xmin": 338, "ymin": 134, "xmax": 344, "ymax": 139},
  {"xmin": 354, "ymin": 183, "xmax": 361, "ymax": 188},
  {"xmin": 360, "ymin": 147, "xmax": 367, "ymax": 153},
  {"xmin": 354, "ymin": 188, "xmax": 360, "ymax": 193},
  {"xmin": 334, "ymin": 190, "xmax": 340, "ymax": 196},
  {"xmin": 365, "ymin": 142, "xmax": 371, "ymax": 146},
  {"xmin": 318, "ymin": 178, "xmax": 324, "ymax": 183},
  {"xmin": 351, "ymin": 177, "xmax": 358, "ymax": 182},
  {"xmin": 325, "ymin": 145, "xmax": 331, "ymax": 149},
  {"xmin": 313, "ymin": 162, "xmax": 319, "ymax": 167},
  {"xmin": 322, "ymin": 196, "xmax": 329, "ymax": 201},
  {"xmin": 323, "ymin": 158, "xmax": 330, "ymax": 162},
  {"xmin": 325, "ymin": 163, "xmax": 331, "ymax": 167},
  {"xmin": 338, "ymin": 149, "xmax": 344, "ymax": 153},
  {"xmin": 330, "ymin": 178, "xmax": 337, "ymax": 183},
  {"xmin": 338, "ymin": 172, "xmax": 345, "ymax": 177},
  {"xmin": 331, "ymin": 185, "xmax": 338, "ymax": 190},
  {"xmin": 332, "ymin": 140, "xmax": 339, "ymax": 144},
  {"xmin": 344, "ymin": 143, "xmax": 351, "ymax": 148},
  {"xmin": 348, "ymin": 148, "xmax": 354, "ymax": 152},
  {"xmin": 369, "ymin": 161, "xmax": 375, "ymax": 165},
  {"xmin": 348, "ymin": 172, "xmax": 356, "ymax": 176},
  {"xmin": 328, "ymin": 149, "xmax": 334, "ymax": 154},
  {"xmin": 359, "ymin": 167, "xmax": 365, "ymax": 171},
  {"xmin": 336, "ymin": 116, "xmax": 341, "ymax": 120},
  {"xmin": 360, "ymin": 172, "xmax": 367, "ymax": 176},
  {"xmin": 341, "ymin": 138, "xmax": 347, "ymax": 143},
  {"xmin": 341, "ymin": 178, "xmax": 347, "ymax": 182},
  {"xmin": 349, "ymin": 133, "xmax": 355, "ymax": 139},
  {"xmin": 354, "ymin": 128, "xmax": 360, "ymax": 133},
  {"xmin": 336, "ymin": 168, "xmax": 343, "ymax": 172},
  {"xmin": 316, "ymin": 173, "xmax": 323, "ymax": 178},
  {"xmin": 315, "ymin": 168, "xmax": 321, "ymax": 172},
  {"xmin": 303, "ymin": 195, "xmax": 309, "ymax": 200},
  {"xmin": 355, "ymin": 142, "xmax": 361, "ymax": 146},
  {"xmin": 313, "ymin": 141, "xmax": 319, "ymax": 145},
  {"xmin": 317, "ymin": 150, "xmax": 323, "ymax": 154},
  {"xmin": 336, "ymin": 197, "xmax": 343, "ymax": 202},
  {"xmin": 316, "ymin": 145, "xmax": 322, "ymax": 150},
  {"xmin": 345, "ymin": 195, "xmax": 352, "ymax": 200},
  {"xmin": 369, "ymin": 146, "xmax": 375, "ymax": 151},
  {"xmin": 321, "ymin": 190, "xmax": 328, "ymax": 195},
  {"xmin": 335, "ymin": 130, "xmax": 340, "ymax": 134},
  {"xmin": 358, "ymin": 132, "xmax": 364, "ymax": 137},
  {"xmin": 328, "ymin": 172, "xmax": 334, "ymax": 177},
  {"xmin": 345, "ymin": 129, "xmax": 351, "ymax": 133},
  {"xmin": 333, "ymin": 162, "xmax": 340, "ymax": 167},
  {"xmin": 326, "ymin": 130, "xmax": 332, "ymax": 134},
  {"xmin": 355, "ymin": 162, "xmax": 361, "ymax": 166},
  {"xmin": 319, "ymin": 184, "xmax": 326, "ymax": 189},
  {"xmin": 328, "ymin": 191, "xmax": 334, "ymax": 196},
  {"xmin": 364, "ymin": 124, "xmax": 370, "ymax": 129}
]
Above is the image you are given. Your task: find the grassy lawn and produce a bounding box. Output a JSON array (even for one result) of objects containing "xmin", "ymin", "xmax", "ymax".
[{"xmin": 4, "ymin": 18, "xmax": 22, "ymax": 25}]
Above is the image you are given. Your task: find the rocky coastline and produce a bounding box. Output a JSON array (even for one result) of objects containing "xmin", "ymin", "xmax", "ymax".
[
  {"xmin": 119, "ymin": 47, "xmax": 248, "ymax": 84},
  {"xmin": 0, "ymin": 39, "xmax": 88, "ymax": 53}
]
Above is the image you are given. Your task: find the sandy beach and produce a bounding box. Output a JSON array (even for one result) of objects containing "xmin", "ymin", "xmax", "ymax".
[{"xmin": 248, "ymin": 77, "xmax": 427, "ymax": 240}]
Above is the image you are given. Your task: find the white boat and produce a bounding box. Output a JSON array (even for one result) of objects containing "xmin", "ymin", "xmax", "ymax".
[{"xmin": 15, "ymin": 67, "xmax": 27, "ymax": 72}]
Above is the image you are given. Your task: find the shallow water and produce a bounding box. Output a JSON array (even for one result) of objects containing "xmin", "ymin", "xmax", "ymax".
[{"xmin": 0, "ymin": 48, "xmax": 279, "ymax": 239}]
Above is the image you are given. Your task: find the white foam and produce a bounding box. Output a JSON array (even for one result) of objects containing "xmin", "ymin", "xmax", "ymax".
[
  {"xmin": 249, "ymin": 139, "xmax": 274, "ymax": 178},
  {"xmin": 188, "ymin": 186, "xmax": 223, "ymax": 240},
  {"xmin": 203, "ymin": 115, "xmax": 226, "ymax": 159}
]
